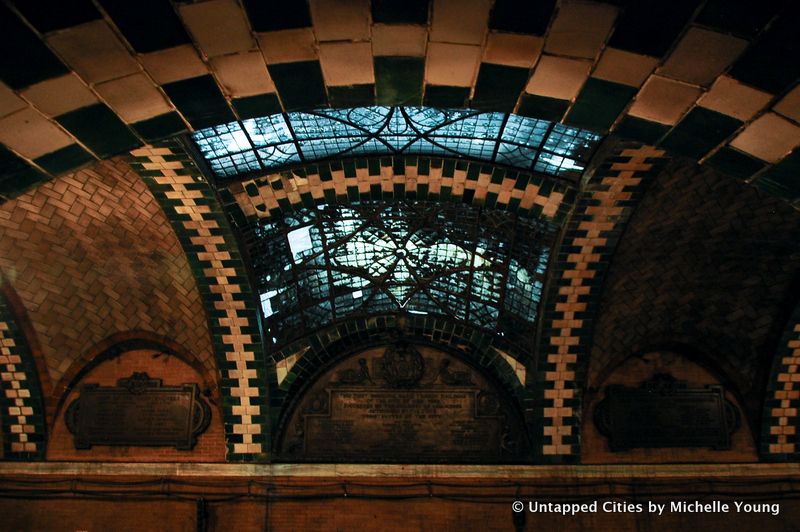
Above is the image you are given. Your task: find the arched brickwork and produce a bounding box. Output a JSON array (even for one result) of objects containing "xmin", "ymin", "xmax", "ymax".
[
  {"xmin": 0, "ymin": 159, "xmax": 216, "ymax": 392},
  {"xmin": 589, "ymin": 159, "xmax": 800, "ymax": 438},
  {"xmin": 51, "ymin": 330, "xmax": 219, "ymax": 425},
  {"xmin": 127, "ymin": 141, "xmax": 269, "ymax": 461},
  {"xmin": 761, "ymin": 303, "xmax": 800, "ymax": 460},
  {"xmin": 0, "ymin": 288, "xmax": 47, "ymax": 460},
  {"xmin": 532, "ymin": 142, "xmax": 667, "ymax": 462}
]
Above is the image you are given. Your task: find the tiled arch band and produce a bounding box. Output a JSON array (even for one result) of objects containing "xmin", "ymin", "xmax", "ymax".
[
  {"xmin": 127, "ymin": 141, "xmax": 267, "ymax": 461},
  {"xmin": 0, "ymin": 290, "xmax": 47, "ymax": 460},
  {"xmin": 534, "ymin": 143, "xmax": 667, "ymax": 462}
]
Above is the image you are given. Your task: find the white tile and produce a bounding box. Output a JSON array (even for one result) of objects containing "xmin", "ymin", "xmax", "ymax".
[
  {"xmin": 774, "ymin": 84, "xmax": 800, "ymax": 123},
  {"xmin": 658, "ymin": 27, "xmax": 748, "ymax": 86},
  {"xmin": 178, "ymin": 0, "xmax": 255, "ymax": 57},
  {"xmin": 0, "ymin": 83, "xmax": 26, "ymax": 119},
  {"xmin": 628, "ymin": 76, "xmax": 701, "ymax": 125},
  {"xmin": 430, "ymin": 0, "xmax": 492, "ymax": 45},
  {"xmin": 21, "ymin": 74, "xmax": 98, "ymax": 117},
  {"xmin": 210, "ymin": 51, "xmax": 276, "ymax": 97},
  {"xmin": 730, "ymin": 113, "xmax": 800, "ymax": 163},
  {"xmin": 592, "ymin": 48, "xmax": 658, "ymax": 88},
  {"xmin": 318, "ymin": 42, "xmax": 374, "ymax": 86},
  {"xmin": 140, "ymin": 45, "xmax": 209, "ymax": 84},
  {"xmin": 258, "ymin": 29, "xmax": 318, "ymax": 64},
  {"xmin": 544, "ymin": 0, "xmax": 618, "ymax": 59},
  {"xmin": 95, "ymin": 73, "xmax": 172, "ymax": 123},
  {"xmin": 0, "ymin": 108, "xmax": 73, "ymax": 159},
  {"xmin": 425, "ymin": 43, "xmax": 482, "ymax": 87},
  {"xmin": 372, "ymin": 24, "xmax": 427, "ymax": 57},
  {"xmin": 309, "ymin": 0, "xmax": 370, "ymax": 42},
  {"xmin": 698, "ymin": 76, "xmax": 772, "ymax": 122},
  {"xmin": 46, "ymin": 20, "xmax": 139, "ymax": 84},
  {"xmin": 525, "ymin": 55, "xmax": 591, "ymax": 100},
  {"xmin": 483, "ymin": 32, "xmax": 542, "ymax": 68}
]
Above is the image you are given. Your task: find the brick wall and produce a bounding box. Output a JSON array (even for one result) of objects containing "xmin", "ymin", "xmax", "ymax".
[
  {"xmin": 534, "ymin": 143, "xmax": 666, "ymax": 462},
  {"xmin": 1, "ymin": 474, "xmax": 798, "ymax": 532},
  {"xmin": 127, "ymin": 143, "xmax": 268, "ymax": 461},
  {"xmin": 47, "ymin": 349, "xmax": 225, "ymax": 462},
  {"xmin": 0, "ymin": 158, "xmax": 215, "ymax": 398},
  {"xmin": 588, "ymin": 159, "xmax": 800, "ymax": 425}
]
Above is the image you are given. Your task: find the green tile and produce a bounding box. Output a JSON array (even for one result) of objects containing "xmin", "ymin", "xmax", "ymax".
[
  {"xmin": 56, "ymin": 103, "xmax": 141, "ymax": 157},
  {"xmin": 755, "ymin": 148, "xmax": 800, "ymax": 199},
  {"xmin": 328, "ymin": 84, "xmax": 375, "ymax": 107},
  {"xmin": 268, "ymin": 61, "xmax": 327, "ymax": 110},
  {"xmin": 372, "ymin": 0, "xmax": 428, "ymax": 24},
  {"xmin": 0, "ymin": 146, "xmax": 48, "ymax": 196},
  {"xmin": 660, "ymin": 107, "xmax": 742, "ymax": 160},
  {"xmin": 705, "ymin": 147, "xmax": 765, "ymax": 181},
  {"xmin": 517, "ymin": 93, "xmax": 568, "ymax": 122},
  {"xmin": 472, "ymin": 63, "xmax": 529, "ymax": 112},
  {"xmin": 608, "ymin": 0, "xmax": 698, "ymax": 58},
  {"xmin": 131, "ymin": 112, "xmax": 187, "ymax": 141},
  {"xmin": 375, "ymin": 57, "xmax": 424, "ymax": 106},
  {"xmin": 33, "ymin": 144, "xmax": 94, "ymax": 175},
  {"xmin": 99, "ymin": 0, "xmax": 191, "ymax": 53},
  {"xmin": 16, "ymin": 0, "xmax": 100, "ymax": 33},
  {"xmin": 243, "ymin": 0, "xmax": 312, "ymax": 31},
  {"xmin": 162, "ymin": 75, "xmax": 234, "ymax": 129},
  {"xmin": 489, "ymin": 0, "xmax": 555, "ymax": 35},
  {"xmin": 614, "ymin": 115, "xmax": 669, "ymax": 145},
  {"xmin": 728, "ymin": 14, "xmax": 799, "ymax": 94},
  {"xmin": 695, "ymin": 0, "xmax": 780, "ymax": 37},
  {"xmin": 424, "ymin": 85, "xmax": 470, "ymax": 108},
  {"xmin": 565, "ymin": 78, "xmax": 636, "ymax": 132},
  {"xmin": 0, "ymin": 3, "xmax": 69, "ymax": 89},
  {"xmin": 232, "ymin": 93, "xmax": 282, "ymax": 119}
]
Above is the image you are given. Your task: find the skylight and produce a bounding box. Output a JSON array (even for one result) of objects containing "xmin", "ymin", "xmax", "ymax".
[
  {"xmin": 192, "ymin": 107, "xmax": 601, "ymax": 180},
  {"xmin": 247, "ymin": 201, "xmax": 554, "ymax": 347}
]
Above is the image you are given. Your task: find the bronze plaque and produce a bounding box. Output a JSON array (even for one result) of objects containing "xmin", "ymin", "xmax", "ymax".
[
  {"xmin": 65, "ymin": 372, "xmax": 211, "ymax": 450},
  {"xmin": 594, "ymin": 374, "xmax": 740, "ymax": 451},
  {"xmin": 278, "ymin": 343, "xmax": 528, "ymax": 463}
]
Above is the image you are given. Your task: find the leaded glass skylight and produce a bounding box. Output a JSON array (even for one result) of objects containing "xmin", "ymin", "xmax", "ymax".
[
  {"xmin": 192, "ymin": 107, "xmax": 601, "ymax": 180},
  {"xmin": 246, "ymin": 201, "xmax": 554, "ymax": 348}
]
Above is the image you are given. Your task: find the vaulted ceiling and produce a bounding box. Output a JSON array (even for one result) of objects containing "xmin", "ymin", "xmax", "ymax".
[{"xmin": 0, "ymin": 0, "xmax": 798, "ymax": 464}]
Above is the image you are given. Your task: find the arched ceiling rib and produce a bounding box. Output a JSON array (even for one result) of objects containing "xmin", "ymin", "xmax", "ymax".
[{"xmin": 0, "ymin": 0, "xmax": 797, "ymax": 205}]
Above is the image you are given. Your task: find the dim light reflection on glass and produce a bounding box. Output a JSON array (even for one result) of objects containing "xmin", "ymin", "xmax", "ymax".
[
  {"xmin": 192, "ymin": 106, "xmax": 601, "ymax": 180},
  {"xmin": 251, "ymin": 202, "xmax": 551, "ymax": 346}
]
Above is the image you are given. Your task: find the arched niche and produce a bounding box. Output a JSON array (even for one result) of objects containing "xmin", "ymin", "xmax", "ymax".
[
  {"xmin": 275, "ymin": 342, "xmax": 529, "ymax": 463},
  {"xmin": 582, "ymin": 351, "xmax": 757, "ymax": 463},
  {"xmin": 48, "ymin": 347, "xmax": 225, "ymax": 462}
]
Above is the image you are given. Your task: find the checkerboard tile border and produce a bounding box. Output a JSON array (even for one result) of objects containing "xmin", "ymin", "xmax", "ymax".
[
  {"xmin": 127, "ymin": 141, "xmax": 267, "ymax": 461},
  {"xmin": 762, "ymin": 305, "xmax": 800, "ymax": 459},
  {"xmin": 225, "ymin": 156, "xmax": 575, "ymax": 225},
  {"xmin": 0, "ymin": 290, "xmax": 46, "ymax": 460},
  {"xmin": 1, "ymin": 1, "xmax": 798, "ymax": 205},
  {"xmin": 534, "ymin": 143, "xmax": 667, "ymax": 462}
]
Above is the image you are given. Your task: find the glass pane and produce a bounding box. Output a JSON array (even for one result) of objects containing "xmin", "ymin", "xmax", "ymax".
[
  {"xmin": 246, "ymin": 201, "xmax": 555, "ymax": 348},
  {"xmin": 191, "ymin": 106, "xmax": 602, "ymax": 179}
]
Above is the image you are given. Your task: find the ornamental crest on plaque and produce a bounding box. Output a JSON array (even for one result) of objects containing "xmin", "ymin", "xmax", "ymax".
[{"xmin": 379, "ymin": 342, "xmax": 424, "ymax": 388}]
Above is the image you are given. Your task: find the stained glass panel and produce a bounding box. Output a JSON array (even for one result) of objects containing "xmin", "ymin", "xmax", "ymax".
[
  {"xmin": 245, "ymin": 201, "xmax": 555, "ymax": 347},
  {"xmin": 192, "ymin": 106, "xmax": 601, "ymax": 179}
]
